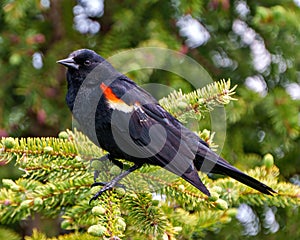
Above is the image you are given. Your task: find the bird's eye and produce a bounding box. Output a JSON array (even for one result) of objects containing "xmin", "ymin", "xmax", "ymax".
[{"xmin": 84, "ymin": 60, "xmax": 91, "ymax": 66}]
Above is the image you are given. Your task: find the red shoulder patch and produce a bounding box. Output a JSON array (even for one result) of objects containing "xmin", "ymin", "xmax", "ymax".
[
  {"xmin": 99, "ymin": 83, "xmax": 134, "ymax": 113},
  {"xmin": 100, "ymin": 83, "xmax": 122, "ymax": 103}
]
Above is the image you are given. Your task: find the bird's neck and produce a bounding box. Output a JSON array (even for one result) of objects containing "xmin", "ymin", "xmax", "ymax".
[{"xmin": 66, "ymin": 72, "xmax": 83, "ymax": 111}]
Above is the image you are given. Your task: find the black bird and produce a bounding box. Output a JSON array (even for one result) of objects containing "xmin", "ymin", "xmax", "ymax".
[{"xmin": 57, "ymin": 49, "xmax": 275, "ymax": 202}]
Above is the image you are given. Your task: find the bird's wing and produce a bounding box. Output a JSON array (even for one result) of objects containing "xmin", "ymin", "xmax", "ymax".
[
  {"xmin": 106, "ymin": 76, "xmax": 199, "ymax": 163},
  {"xmin": 132, "ymin": 102, "xmax": 211, "ymax": 195},
  {"xmin": 101, "ymin": 77, "xmax": 275, "ymax": 196},
  {"xmin": 102, "ymin": 77, "xmax": 210, "ymax": 195}
]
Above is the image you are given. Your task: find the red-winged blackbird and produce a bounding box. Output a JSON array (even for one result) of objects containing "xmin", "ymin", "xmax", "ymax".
[{"xmin": 57, "ymin": 49, "xmax": 275, "ymax": 202}]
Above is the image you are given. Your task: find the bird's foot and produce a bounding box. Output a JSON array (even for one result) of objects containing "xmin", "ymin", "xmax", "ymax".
[
  {"xmin": 91, "ymin": 181, "xmax": 125, "ymax": 188},
  {"xmin": 89, "ymin": 164, "xmax": 142, "ymax": 204},
  {"xmin": 89, "ymin": 181, "xmax": 125, "ymax": 204}
]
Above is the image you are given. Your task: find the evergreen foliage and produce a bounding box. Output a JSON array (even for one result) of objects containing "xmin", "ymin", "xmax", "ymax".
[
  {"xmin": 1, "ymin": 82, "xmax": 299, "ymax": 239},
  {"xmin": 1, "ymin": 0, "xmax": 300, "ymax": 239}
]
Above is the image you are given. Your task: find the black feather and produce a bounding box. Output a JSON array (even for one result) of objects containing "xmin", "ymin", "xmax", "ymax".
[{"xmin": 58, "ymin": 49, "xmax": 276, "ymax": 200}]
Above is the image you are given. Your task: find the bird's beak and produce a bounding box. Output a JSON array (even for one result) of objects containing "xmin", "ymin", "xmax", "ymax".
[{"xmin": 57, "ymin": 57, "xmax": 79, "ymax": 70}]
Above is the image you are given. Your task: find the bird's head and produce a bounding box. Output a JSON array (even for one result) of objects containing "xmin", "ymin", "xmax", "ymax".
[
  {"xmin": 57, "ymin": 49, "xmax": 110, "ymax": 92},
  {"xmin": 57, "ymin": 49, "xmax": 105, "ymax": 73},
  {"xmin": 57, "ymin": 49, "xmax": 119, "ymax": 111}
]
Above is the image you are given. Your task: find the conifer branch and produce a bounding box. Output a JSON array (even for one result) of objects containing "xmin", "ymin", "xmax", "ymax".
[
  {"xmin": 159, "ymin": 79, "xmax": 237, "ymax": 121},
  {"xmin": 0, "ymin": 80, "xmax": 299, "ymax": 239}
]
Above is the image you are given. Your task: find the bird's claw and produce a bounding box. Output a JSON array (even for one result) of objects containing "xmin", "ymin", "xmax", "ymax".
[
  {"xmin": 91, "ymin": 181, "xmax": 125, "ymax": 188},
  {"xmin": 89, "ymin": 164, "xmax": 141, "ymax": 204},
  {"xmin": 89, "ymin": 181, "xmax": 126, "ymax": 204}
]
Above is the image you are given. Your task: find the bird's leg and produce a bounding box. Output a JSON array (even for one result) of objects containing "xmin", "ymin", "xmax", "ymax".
[
  {"xmin": 91, "ymin": 154, "xmax": 125, "ymax": 190},
  {"xmin": 91, "ymin": 155, "xmax": 109, "ymax": 182},
  {"xmin": 89, "ymin": 164, "xmax": 142, "ymax": 203},
  {"xmin": 91, "ymin": 154, "xmax": 124, "ymax": 181}
]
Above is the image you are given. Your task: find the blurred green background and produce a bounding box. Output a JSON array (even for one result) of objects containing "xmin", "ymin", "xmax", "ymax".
[{"xmin": 1, "ymin": 0, "xmax": 300, "ymax": 239}]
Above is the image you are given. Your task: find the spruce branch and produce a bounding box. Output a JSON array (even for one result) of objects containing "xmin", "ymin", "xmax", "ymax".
[
  {"xmin": 159, "ymin": 79, "xmax": 237, "ymax": 121},
  {"xmin": 1, "ymin": 130, "xmax": 300, "ymax": 238},
  {"xmin": 1, "ymin": 81, "xmax": 300, "ymax": 239},
  {"xmin": 0, "ymin": 227, "xmax": 21, "ymax": 240},
  {"xmin": 25, "ymin": 229, "xmax": 99, "ymax": 240},
  {"xmin": 122, "ymin": 192, "xmax": 169, "ymax": 238}
]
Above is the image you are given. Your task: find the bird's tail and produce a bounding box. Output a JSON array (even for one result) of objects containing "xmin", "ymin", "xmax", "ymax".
[
  {"xmin": 214, "ymin": 159, "xmax": 275, "ymax": 195},
  {"xmin": 195, "ymin": 151, "xmax": 276, "ymax": 195}
]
